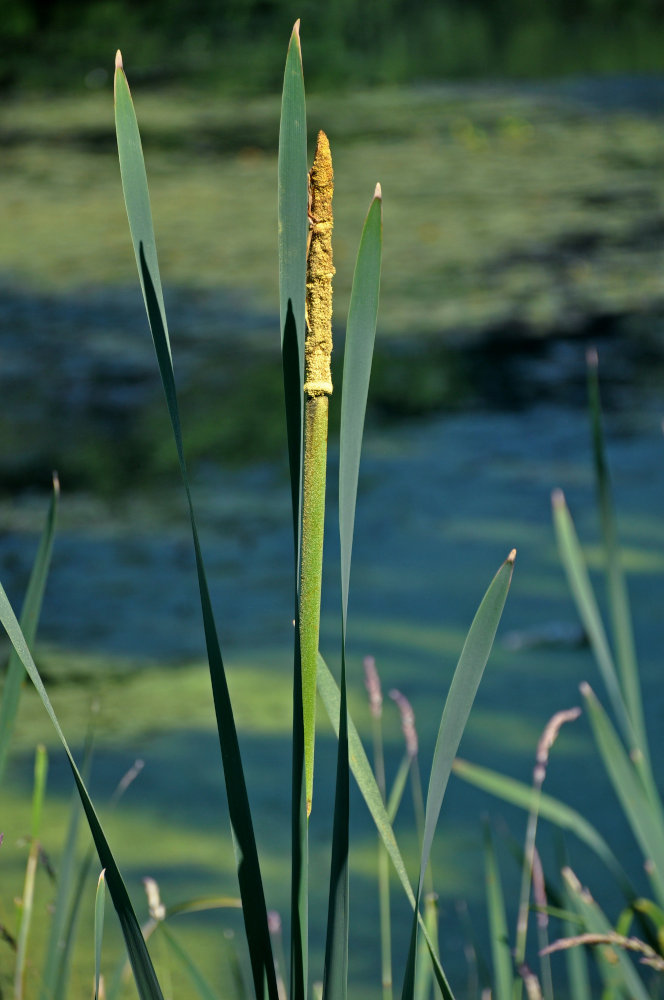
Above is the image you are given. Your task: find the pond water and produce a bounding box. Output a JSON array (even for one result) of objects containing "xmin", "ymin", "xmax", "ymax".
[{"xmin": 2, "ymin": 286, "xmax": 664, "ymax": 994}]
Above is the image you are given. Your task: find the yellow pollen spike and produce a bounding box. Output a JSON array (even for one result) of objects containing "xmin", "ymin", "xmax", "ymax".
[{"xmin": 304, "ymin": 130, "xmax": 334, "ymax": 397}]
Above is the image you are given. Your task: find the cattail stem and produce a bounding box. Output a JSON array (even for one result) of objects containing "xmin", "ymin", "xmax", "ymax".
[{"xmin": 300, "ymin": 130, "xmax": 334, "ymax": 816}]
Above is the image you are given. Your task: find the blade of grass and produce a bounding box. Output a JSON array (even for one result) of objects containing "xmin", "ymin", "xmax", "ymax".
[
  {"xmin": 94, "ymin": 870, "xmax": 106, "ymax": 1000},
  {"xmin": 555, "ymin": 839, "xmax": 591, "ymax": 1000},
  {"xmin": 586, "ymin": 350, "xmax": 647, "ymax": 760},
  {"xmin": 452, "ymin": 759, "xmax": 634, "ymax": 899},
  {"xmin": 402, "ymin": 550, "xmax": 516, "ymax": 1000},
  {"xmin": 414, "ymin": 893, "xmax": 439, "ymax": 1000},
  {"xmin": 562, "ymin": 867, "xmax": 650, "ymax": 1000},
  {"xmin": 323, "ymin": 182, "xmax": 382, "ymax": 1000},
  {"xmin": 114, "ymin": 54, "xmax": 277, "ymax": 1000},
  {"xmin": 0, "ymin": 585, "xmax": 164, "ymax": 1000},
  {"xmin": 580, "ymin": 683, "xmax": 664, "ymax": 907},
  {"xmin": 15, "ymin": 744, "xmax": 48, "ymax": 1000},
  {"xmin": 514, "ymin": 708, "xmax": 581, "ymax": 996},
  {"xmin": 277, "ymin": 24, "xmax": 309, "ymax": 1000},
  {"xmin": 42, "ymin": 716, "xmax": 95, "ymax": 1000},
  {"xmin": 364, "ymin": 657, "xmax": 393, "ymax": 1000},
  {"xmin": 551, "ymin": 491, "xmax": 634, "ymax": 748},
  {"xmin": 483, "ymin": 822, "xmax": 513, "ymax": 1000},
  {"xmin": 160, "ymin": 924, "xmax": 223, "ymax": 1000},
  {"xmin": 0, "ymin": 473, "xmax": 58, "ymax": 782},
  {"xmin": 317, "ymin": 654, "xmax": 454, "ymax": 1000}
]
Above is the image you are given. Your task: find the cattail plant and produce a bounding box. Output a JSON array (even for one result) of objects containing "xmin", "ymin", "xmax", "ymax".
[{"xmin": 0, "ymin": 21, "xmax": 516, "ymax": 1000}]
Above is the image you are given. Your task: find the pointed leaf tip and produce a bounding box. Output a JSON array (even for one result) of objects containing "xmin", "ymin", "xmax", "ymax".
[
  {"xmin": 374, "ymin": 182, "xmax": 382, "ymax": 199},
  {"xmin": 115, "ymin": 50, "xmax": 123, "ymax": 70},
  {"xmin": 551, "ymin": 487, "xmax": 565, "ymax": 508},
  {"xmin": 51, "ymin": 471, "xmax": 60, "ymax": 494},
  {"xmin": 507, "ymin": 548, "xmax": 517, "ymax": 564}
]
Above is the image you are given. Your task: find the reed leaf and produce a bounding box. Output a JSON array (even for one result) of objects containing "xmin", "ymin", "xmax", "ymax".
[
  {"xmin": 551, "ymin": 491, "xmax": 634, "ymax": 749},
  {"xmin": 160, "ymin": 924, "xmax": 223, "ymax": 1000},
  {"xmin": 586, "ymin": 351, "xmax": 647, "ymax": 761},
  {"xmin": 42, "ymin": 722, "xmax": 95, "ymax": 1000},
  {"xmin": 0, "ymin": 585, "xmax": 164, "ymax": 1000},
  {"xmin": 15, "ymin": 745, "xmax": 48, "ymax": 1000},
  {"xmin": 317, "ymin": 654, "xmax": 454, "ymax": 1000},
  {"xmin": 452, "ymin": 759, "xmax": 633, "ymax": 898},
  {"xmin": 0, "ymin": 473, "xmax": 58, "ymax": 781},
  {"xmin": 402, "ymin": 550, "xmax": 515, "ymax": 1000},
  {"xmin": 277, "ymin": 22, "xmax": 309, "ymax": 1000},
  {"xmin": 562, "ymin": 867, "xmax": 650, "ymax": 1000},
  {"xmin": 580, "ymin": 683, "xmax": 664, "ymax": 907},
  {"xmin": 94, "ymin": 870, "xmax": 106, "ymax": 1000},
  {"xmin": 483, "ymin": 822, "xmax": 513, "ymax": 1000},
  {"xmin": 114, "ymin": 54, "xmax": 277, "ymax": 1000},
  {"xmin": 322, "ymin": 183, "xmax": 382, "ymax": 1000}
]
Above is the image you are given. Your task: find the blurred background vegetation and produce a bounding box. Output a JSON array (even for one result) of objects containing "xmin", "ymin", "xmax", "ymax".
[{"xmin": 5, "ymin": 0, "xmax": 664, "ymax": 92}]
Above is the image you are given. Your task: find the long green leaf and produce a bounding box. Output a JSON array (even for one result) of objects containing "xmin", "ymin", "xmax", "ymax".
[
  {"xmin": 586, "ymin": 351, "xmax": 647, "ymax": 759},
  {"xmin": 323, "ymin": 184, "xmax": 383, "ymax": 1000},
  {"xmin": 551, "ymin": 491, "xmax": 634, "ymax": 748},
  {"xmin": 42, "ymin": 721, "xmax": 95, "ymax": 1000},
  {"xmin": 15, "ymin": 744, "xmax": 48, "ymax": 1000},
  {"xmin": 483, "ymin": 823, "xmax": 513, "ymax": 1000},
  {"xmin": 160, "ymin": 924, "xmax": 222, "ymax": 1000},
  {"xmin": 278, "ymin": 20, "xmax": 308, "ymax": 548},
  {"xmin": 94, "ymin": 870, "xmax": 107, "ymax": 1000},
  {"xmin": 581, "ymin": 683, "xmax": 664, "ymax": 907},
  {"xmin": 402, "ymin": 551, "xmax": 515, "ymax": 1000},
  {"xmin": 0, "ymin": 588, "xmax": 164, "ymax": 1000},
  {"xmin": 317, "ymin": 654, "xmax": 455, "ymax": 1000},
  {"xmin": 276, "ymin": 22, "xmax": 309, "ymax": 1000},
  {"xmin": 452, "ymin": 759, "xmax": 634, "ymax": 898},
  {"xmin": 114, "ymin": 55, "xmax": 277, "ymax": 1000},
  {"xmin": 338, "ymin": 186, "xmax": 382, "ymax": 621},
  {"xmin": 0, "ymin": 474, "xmax": 58, "ymax": 781}
]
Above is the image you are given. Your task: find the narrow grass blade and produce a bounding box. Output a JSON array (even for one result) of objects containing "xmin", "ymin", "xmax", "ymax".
[
  {"xmin": 0, "ymin": 473, "xmax": 58, "ymax": 781},
  {"xmin": 338, "ymin": 186, "xmax": 382, "ymax": 620},
  {"xmin": 115, "ymin": 56, "xmax": 277, "ymax": 1000},
  {"xmin": 562, "ymin": 867, "xmax": 650, "ymax": 1000},
  {"xmin": 317, "ymin": 655, "xmax": 455, "ymax": 1000},
  {"xmin": 0, "ymin": 586, "xmax": 164, "ymax": 1000},
  {"xmin": 556, "ymin": 839, "xmax": 591, "ymax": 1000},
  {"xmin": 387, "ymin": 755, "xmax": 413, "ymax": 823},
  {"xmin": 420, "ymin": 551, "xmax": 515, "ymax": 895},
  {"xmin": 278, "ymin": 21, "xmax": 307, "ymax": 545},
  {"xmin": 581, "ymin": 682, "xmax": 664, "ymax": 907},
  {"xmin": 452, "ymin": 759, "xmax": 634, "ymax": 898},
  {"xmin": 551, "ymin": 491, "xmax": 634, "ymax": 748},
  {"xmin": 323, "ymin": 183, "xmax": 382, "ymax": 1000},
  {"xmin": 94, "ymin": 870, "xmax": 107, "ymax": 1000},
  {"xmin": 277, "ymin": 24, "xmax": 308, "ymax": 1000},
  {"xmin": 414, "ymin": 893, "xmax": 439, "ymax": 1000},
  {"xmin": 15, "ymin": 744, "xmax": 48, "ymax": 1000},
  {"xmin": 42, "ymin": 719, "xmax": 95, "ymax": 1000},
  {"xmin": 322, "ymin": 649, "xmax": 349, "ymax": 1000},
  {"xmin": 402, "ymin": 551, "xmax": 515, "ymax": 1000},
  {"xmin": 160, "ymin": 924, "xmax": 222, "ymax": 1000},
  {"xmin": 587, "ymin": 351, "xmax": 647, "ymax": 759},
  {"xmin": 483, "ymin": 822, "xmax": 513, "ymax": 1000}
]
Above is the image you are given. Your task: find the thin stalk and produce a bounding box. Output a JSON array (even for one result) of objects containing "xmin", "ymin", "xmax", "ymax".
[
  {"xmin": 14, "ymin": 745, "xmax": 48, "ymax": 1000},
  {"xmin": 514, "ymin": 709, "xmax": 581, "ymax": 1000},
  {"xmin": 299, "ymin": 129, "xmax": 334, "ymax": 816},
  {"xmin": 364, "ymin": 657, "xmax": 392, "ymax": 1000}
]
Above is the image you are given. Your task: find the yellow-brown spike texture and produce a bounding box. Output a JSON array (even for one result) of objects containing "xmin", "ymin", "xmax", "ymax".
[{"xmin": 304, "ymin": 130, "xmax": 334, "ymax": 396}]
